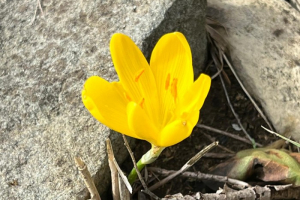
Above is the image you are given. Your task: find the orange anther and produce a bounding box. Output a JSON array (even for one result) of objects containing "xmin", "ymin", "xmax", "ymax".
[
  {"xmin": 124, "ymin": 92, "xmax": 132, "ymax": 101},
  {"xmin": 139, "ymin": 98, "xmax": 145, "ymax": 108},
  {"xmin": 134, "ymin": 68, "xmax": 145, "ymax": 82},
  {"xmin": 171, "ymin": 78, "xmax": 178, "ymax": 101},
  {"xmin": 165, "ymin": 73, "xmax": 170, "ymax": 90}
]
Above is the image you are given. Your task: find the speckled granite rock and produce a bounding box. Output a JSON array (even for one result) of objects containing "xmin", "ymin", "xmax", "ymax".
[
  {"xmin": 0, "ymin": 0, "xmax": 206, "ymax": 199},
  {"xmin": 207, "ymin": 0, "xmax": 300, "ymax": 140}
]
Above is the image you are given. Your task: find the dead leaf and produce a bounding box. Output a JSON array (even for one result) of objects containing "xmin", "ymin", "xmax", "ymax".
[{"xmin": 207, "ymin": 148, "xmax": 300, "ymax": 190}]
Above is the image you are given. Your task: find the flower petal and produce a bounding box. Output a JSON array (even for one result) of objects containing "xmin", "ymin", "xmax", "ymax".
[
  {"xmin": 110, "ymin": 33, "xmax": 160, "ymax": 127},
  {"xmin": 179, "ymin": 74, "xmax": 211, "ymax": 113},
  {"xmin": 157, "ymin": 110, "xmax": 199, "ymax": 147},
  {"xmin": 127, "ymin": 101, "xmax": 159, "ymax": 144},
  {"xmin": 82, "ymin": 76, "xmax": 140, "ymax": 139},
  {"xmin": 150, "ymin": 32, "xmax": 194, "ymax": 126}
]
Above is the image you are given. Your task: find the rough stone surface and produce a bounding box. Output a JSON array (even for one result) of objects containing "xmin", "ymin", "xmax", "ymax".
[
  {"xmin": 289, "ymin": 0, "xmax": 300, "ymax": 12},
  {"xmin": 0, "ymin": 0, "xmax": 206, "ymax": 199},
  {"xmin": 207, "ymin": 0, "xmax": 300, "ymax": 140}
]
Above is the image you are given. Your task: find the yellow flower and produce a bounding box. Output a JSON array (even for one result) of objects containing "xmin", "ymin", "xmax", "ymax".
[{"xmin": 82, "ymin": 32, "xmax": 211, "ymax": 147}]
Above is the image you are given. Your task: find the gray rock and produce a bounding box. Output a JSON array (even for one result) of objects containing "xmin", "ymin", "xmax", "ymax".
[
  {"xmin": 0, "ymin": 0, "xmax": 206, "ymax": 199},
  {"xmin": 208, "ymin": 0, "xmax": 300, "ymax": 140},
  {"xmin": 289, "ymin": 0, "xmax": 300, "ymax": 12}
]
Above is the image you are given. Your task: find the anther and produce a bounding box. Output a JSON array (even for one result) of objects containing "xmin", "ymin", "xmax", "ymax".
[
  {"xmin": 171, "ymin": 78, "xmax": 178, "ymax": 101},
  {"xmin": 124, "ymin": 92, "xmax": 132, "ymax": 101},
  {"xmin": 134, "ymin": 68, "xmax": 145, "ymax": 82},
  {"xmin": 165, "ymin": 73, "xmax": 170, "ymax": 90},
  {"xmin": 139, "ymin": 98, "xmax": 145, "ymax": 108}
]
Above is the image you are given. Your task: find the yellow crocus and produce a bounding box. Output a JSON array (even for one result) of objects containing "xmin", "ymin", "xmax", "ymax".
[{"xmin": 82, "ymin": 32, "xmax": 211, "ymax": 147}]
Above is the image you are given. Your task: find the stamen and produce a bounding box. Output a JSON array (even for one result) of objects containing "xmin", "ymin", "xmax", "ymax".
[
  {"xmin": 134, "ymin": 68, "xmax": 145, "ymax": 82},
  {"xmin": 171, "ymin": 78, "xmax": 178, "ymax": 101},
  {"xmin": 124, "ymin": 92, "xmax": 132, "ymax": 101},
  {"xmin": 139, "ymin": 98, "xmax": 145, "ymax": 108},
  {"xmin": 165, "ymin": 73, "xmax": 170, "ymax": 90}
]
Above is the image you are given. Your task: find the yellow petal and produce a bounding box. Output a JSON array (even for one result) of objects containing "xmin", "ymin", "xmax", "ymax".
[
  {"xmin": 82, "ymin": 76, "xmax": 140, "ymax": 139},
  {"xmin": 110, "ymin": 33, "xmax": 159, "ymax": 127},
  {"xmin": 157, "ymin": 110, "xmax": 198, "ymax": 147},
  {"xmin": 179, "ymin": 74, "xmax": 211, "ymax": 113},
  {"xmin": 150, "ymin": 32, "xmax": 194, "ymax": 126},
  {"xmin": 127, "ymin": 101, "xmax": 159, "ymax": 144}
]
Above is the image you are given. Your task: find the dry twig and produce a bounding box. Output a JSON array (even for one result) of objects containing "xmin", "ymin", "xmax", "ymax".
[
  {"xmin": 106, "ymin": 139, "xmax": 132, "ymax": 200},
  {"xmin": 223, "ymin": 54, "xmax": 274, "ymax": 132},
  {"xmin": 122, "ymin": 135, "xmax": 159, "ymax": 200},
  {"xmin": 206, "ymin": 17, "xmax": 274, "ymax": 145},
  {"xmin": 74, "ymin": 157, "xmax": 101, "ymax": 200},
  {"xmin": 203, "ymin": 132, "xmax": 235, "ymax": 153},
  {"xmin": 262, "ymin": 126, "xmax": 300, "ymax": 148},
  {"xmin": 219, "ymin": 74, "xmax": 258, "ymax": 148},
  {"xmin": 148, "ymin": 141, "xmax": 218, "ymax": 191},
  {"xmin": 197, "ymin": 124, "xmax": 261, "ymax": 147},
  {"xmin": 148, "ymin": 167, "xmax": 250, "ymax": 189},
  {"xmin": 106, "ymin": 139, "xmax": 119, "ymax": 200}
]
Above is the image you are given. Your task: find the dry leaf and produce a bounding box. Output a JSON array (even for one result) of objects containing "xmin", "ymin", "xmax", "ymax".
[{"xmin": 207, "ymin": 148, "xmax": 300, "ymax": 190}]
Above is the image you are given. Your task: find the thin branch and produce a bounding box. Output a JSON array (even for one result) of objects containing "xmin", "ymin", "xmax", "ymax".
[
  {"xmin": 219, "ymin": 74, "xmax": 257, "ymax": 148},
  {"xmin": 261, "ymin": 126, "xmax": 300, "ymax": 148},
  {"xmin": 197, "ymin": 124, "xmax": 261, "ymax": 147},
  {"xmin": 223, "ymin": 54, "xmax": 274, "ymax": 132},
  {"xmin": 74, "ymin": 157, "xmax": 101, "ymax": 200},
  {"xmin": 109, "ymin": 141, "xmax": 132, "ymax": 194},
  {"xmin": 209, "ymin": 44, "xmax": 224, "ymax": 80},
  {"xmin": 106, "ymin": 142, "xmax": 119, "ymax": 200},
  {"xmin": 148, "ymin": 167, "xmax": 250, "ymax": 189},
  {"xmin": 106, "ymin": 139, "xmax": 132, "ymax": 200},
  {"xmin": 122, "ymin": 135, "xmax": 159, "ymax": 200},
  {"xmin": 203, "ymin": 132, "xmax": 235, "ymax": 153},
  {"xmin": 148, "ymin": 141, "xmax": 218, "ymax": 191}
]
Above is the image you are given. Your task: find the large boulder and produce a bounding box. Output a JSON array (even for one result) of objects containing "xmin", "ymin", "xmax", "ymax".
[
  {"xmin": 207, "ymin": 0, "xmax": 300, "ymax": 140},
  {"xmin": 0, "ymin": 0, "xmax": 206, "ymax": 199}
]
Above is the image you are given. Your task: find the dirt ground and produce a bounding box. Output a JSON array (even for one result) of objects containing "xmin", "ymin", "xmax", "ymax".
[{"xmin": 120, "ymin": 66, "xmax": 279, "ymax": 199}]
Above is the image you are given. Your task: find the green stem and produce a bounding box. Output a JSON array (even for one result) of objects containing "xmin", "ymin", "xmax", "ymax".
[
  {"xmin": 128, "ymin": 145, "xmax": 165, "ymax": 184},
  {"xmin": 128, "ymin": 159, "xmax": 145, "ymax": 184}
]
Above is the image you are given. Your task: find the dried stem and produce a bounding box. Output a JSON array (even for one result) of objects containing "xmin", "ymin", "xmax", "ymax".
[
  {"xmin": 219, "ymin": 74, "xmax": 257, "ymax": 148},
  {"xmin": 223, "ymin": 54, "xmax": 274, "ymax": 132},
  {"xmin": 148, "ymin": 141, "xmax": 218, "ymax": 191},
  {"xmin": 262, "ymin": 126, "xmax": 300, "ymax": 148},
  {"xmin": 74, "ymin": 157, "xmax": 101, "ymax": 200},
  {"xmin": 203, "ymin": 132, "xmax": 235, "ymax": 153},
  {"xmin": 106, "ymin": 138, "xmax": 132, "ymax": 200},
  {"xmin": 148, "ymin": 167, "xmax": 250, "ymax": 189},
  {"xmin": 122, "ymin": 135, "xmax": 159, "ymax": 200},
  {"xmin": 197, "ymin": 124, "xmax": 261, "ymax": 147}
]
